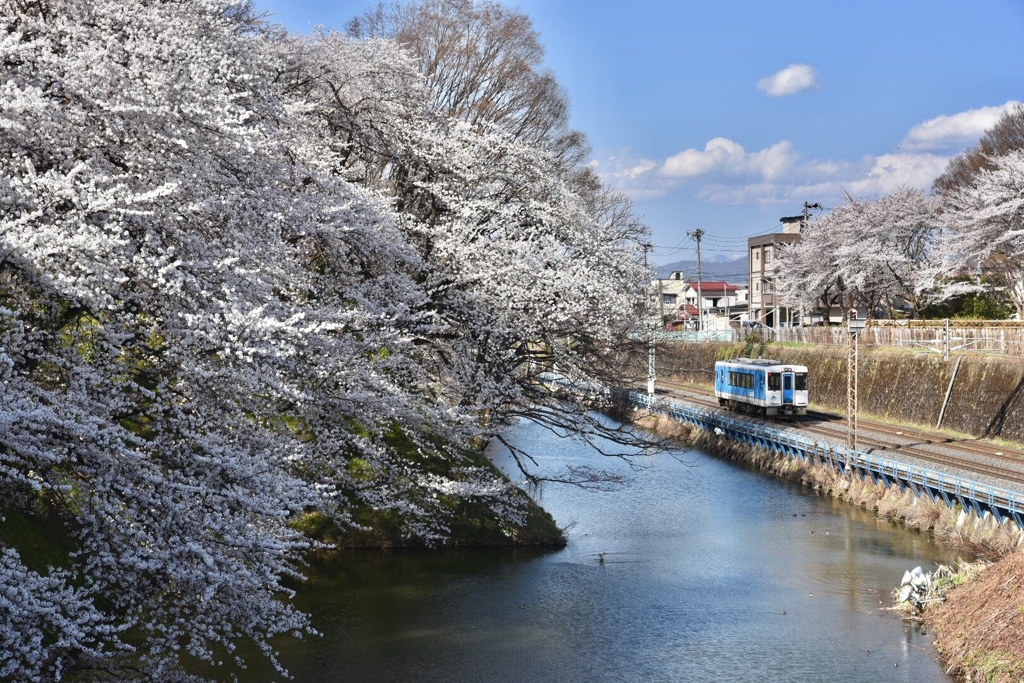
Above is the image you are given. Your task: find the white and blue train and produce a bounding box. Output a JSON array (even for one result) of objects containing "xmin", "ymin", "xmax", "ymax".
[{"xmin": 714, "ymin": 358, "xmax": 808, "ymax": 417}]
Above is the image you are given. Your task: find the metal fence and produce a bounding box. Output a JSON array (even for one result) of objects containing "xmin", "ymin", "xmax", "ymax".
[
  {"xmin": 772, "ymin": 322, "xmax": 1024, "ymax": 356},
  {"xmin": 656, "ymin": 321, "xmax": 1024, "ymax": 357}
]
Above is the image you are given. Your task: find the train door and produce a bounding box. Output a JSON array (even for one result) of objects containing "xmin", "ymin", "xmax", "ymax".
[{"xmin": 782, "ymin": 372, "xmax": 794, "ymax": 405}]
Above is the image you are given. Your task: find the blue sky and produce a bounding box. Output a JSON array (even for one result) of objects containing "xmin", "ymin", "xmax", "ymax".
[{"xmin": 252, "ymin": 0, "xmax": 1024, "ymax": 266}]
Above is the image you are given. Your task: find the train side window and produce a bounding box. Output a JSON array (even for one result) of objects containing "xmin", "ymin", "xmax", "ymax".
[
  {"xmin": 767, "ymin": 373, "xmax": 780, "ymax": 391},
  {"xmin": 795, "ymin": 373, "xmax": 807, "ymax": 391}
]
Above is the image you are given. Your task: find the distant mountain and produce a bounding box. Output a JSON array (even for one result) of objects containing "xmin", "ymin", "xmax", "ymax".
[{"xmin": 656, "ymin": 255, "xmax": 748, "ymax": 283}]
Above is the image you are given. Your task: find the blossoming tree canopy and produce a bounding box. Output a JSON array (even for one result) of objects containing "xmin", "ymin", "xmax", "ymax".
[{"xmin": 0, "ymin": 0, "xmax": 653, "ymax": 679}]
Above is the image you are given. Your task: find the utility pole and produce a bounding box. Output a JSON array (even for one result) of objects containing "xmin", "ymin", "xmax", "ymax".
[
  {"xmin": 791, "ymin": 202, "xmax": 820, "ymax": 330},
  {"xmin": 771, "ymin": 236, "xmax": 778, "ymax": 331},
  {"xmin": 802, "ymin": 201, "xmax": 821, "ymax": 229},
  {"xmin": 688, "ymin": 229, "xmax": 705, "ymax": 334},
  {"xmin": 643, "ymin": 242, "xmax": 655, "ymax": 395}
]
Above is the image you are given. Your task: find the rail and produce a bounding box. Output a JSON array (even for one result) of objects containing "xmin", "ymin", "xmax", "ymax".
[{"xmin": 628, "ymin": 390, "xmax": 1024, "ymax": 529}]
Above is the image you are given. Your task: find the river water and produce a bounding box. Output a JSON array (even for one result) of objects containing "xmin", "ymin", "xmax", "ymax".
[{"xmin": 271, "ymin": 418, "xmax": 960, "ymax": 682}]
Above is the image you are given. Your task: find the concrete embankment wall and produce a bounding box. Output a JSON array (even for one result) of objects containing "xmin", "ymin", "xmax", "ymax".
[{"xmin": 656, "ymin": 341, "xmax": 1024, "ymax": 442}]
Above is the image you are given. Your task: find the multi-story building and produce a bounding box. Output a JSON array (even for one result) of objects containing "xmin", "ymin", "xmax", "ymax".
[
  {"xmin": 748, "ymin": 215, "xmax": 802, "ymax": 327},
  {"xmin": 651, "ymin": 271, "xmax": 688, "ymax": 325},
  {"xmin": 682, "ymin": 281, "xmax": 742, "ymax": 330}
]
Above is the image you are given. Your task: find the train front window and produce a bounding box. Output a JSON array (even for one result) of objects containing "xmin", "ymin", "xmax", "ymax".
[
  {"xmin": 795, "ymin": 373, "xmax": 807, "ymax": 391},
  {"xmin": 767, "ymin": 373, "xmax": 780, "ymax": 391}
]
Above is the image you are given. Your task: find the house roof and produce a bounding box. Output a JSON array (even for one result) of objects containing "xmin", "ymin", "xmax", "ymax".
[
  {"xmin": 676, "ymin": 304, "xmax": 699, "ymax": 319},
  {"xmin": 689, "ymin": 281, "xmax": 738, "ymax": 294}
]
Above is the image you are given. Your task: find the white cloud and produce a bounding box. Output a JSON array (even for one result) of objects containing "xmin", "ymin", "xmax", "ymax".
[
  {"xmin": 756, "ymin": 64, "xmax": 819, "ymax": 97},
  {"xmin": 594, "ymin": 103, "xmax": 1012, "ymax": 211},
  {"xmin": 848, "ymin": 153, "xmax": 950, "ymax": 195},
  {"xmin": 662, "ymin": 137, "xmax": 741, "ymax": 177},
  {"xmin": 590, "ymin": 153, "xmax": 656, "ymax": 180},
  {"xmin": 661, "ymin": 138, "xmax": 797, "ymax": 180},
  {"xmin": 748, "ymin": 141, "xmax": 798, "ymax": 180},
  {"xmin": 900, "ymin": 101, "xmax": 1022, "ymax": 152},
  {"xmin": 590, "ymin": 151, "xmax": 669, "ymax": 198}
]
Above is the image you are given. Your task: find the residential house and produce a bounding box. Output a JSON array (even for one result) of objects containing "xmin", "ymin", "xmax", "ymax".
[
  {"xmin": 670, "ymin": 280, "xmax": 745, "ymax": 330},
  {"xmin": 651, "ymin": 271, "xmax": 688, "ymax": 325}
]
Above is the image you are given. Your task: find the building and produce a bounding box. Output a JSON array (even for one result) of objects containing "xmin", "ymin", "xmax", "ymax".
[
  {"xmin": 669, "ymin": 281, "xmax": 745, "ymax": 330},
  {"xmin": 748, "ymin": 215, "xmax": 802, "ymax": 327},
  {"xmin": 652, "ymin": 271, "xmax": 688, "ymax": 325}
]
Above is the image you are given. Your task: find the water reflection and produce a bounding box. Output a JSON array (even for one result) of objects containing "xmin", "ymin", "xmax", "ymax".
[{"xmin": 270, "ymin": 419, "xmax": 959, "ymax": 682}]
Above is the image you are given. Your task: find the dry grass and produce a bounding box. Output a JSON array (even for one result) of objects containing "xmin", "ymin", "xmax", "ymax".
[{"xmin": 928, "ymin": 551, "xmax": 1024, "ymax": 683}]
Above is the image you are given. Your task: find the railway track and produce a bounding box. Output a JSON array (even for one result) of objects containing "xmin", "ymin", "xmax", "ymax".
[{"xmin": 653, "ymin": 380, "xmax": 1024, "ymax": 491}]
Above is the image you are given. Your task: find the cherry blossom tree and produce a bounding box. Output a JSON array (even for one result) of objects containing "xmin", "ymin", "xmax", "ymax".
[
  {"xmin": 0, "ymin": 0, "xmax": 327, "ymax": 676},
  {"xmin": 271, "ymin": 27, "xmax": 654, "ymax": 485},
  {"xmin": 933, "ymin": 103, "xmax": 1024, "ymax": 196},
  {"xmin": 940, "ymin": 150, "xmax": 1024, "ymax": 318},
  {"xmin": 777, "ymin": 188, "xmax": 942, "ymax": 318},
  {"xmin": 0, "ymin": 0, "xmax": 515, "ymax": 677},
  {"xmin": 1, "ymin": 0, "xmax": 654, "ymax": 678},
  {"xmin": 411, "ymin": 121, "xmax": 652, "ymax": 481}
]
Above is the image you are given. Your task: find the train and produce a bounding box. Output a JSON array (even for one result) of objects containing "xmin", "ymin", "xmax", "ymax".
[{"xmin": 714, "ymin": 357, "xmax": 808, "ymax": 417}]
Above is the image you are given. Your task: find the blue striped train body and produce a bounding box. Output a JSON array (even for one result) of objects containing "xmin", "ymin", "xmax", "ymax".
[{"xmin": 714, "ymin": 357, "xmax": 808, "ymax": 417}]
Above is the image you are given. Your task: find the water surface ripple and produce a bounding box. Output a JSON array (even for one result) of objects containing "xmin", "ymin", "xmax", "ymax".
[{"xmin": 277, "ymin": 419, "xmax": 958, "ymax": 682}]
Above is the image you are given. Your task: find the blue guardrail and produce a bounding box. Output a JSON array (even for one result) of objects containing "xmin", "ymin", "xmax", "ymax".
[{"xmin": 629, "ymin": 391, "xmax": 1024, "ymax": 530}]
